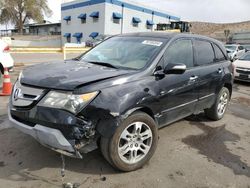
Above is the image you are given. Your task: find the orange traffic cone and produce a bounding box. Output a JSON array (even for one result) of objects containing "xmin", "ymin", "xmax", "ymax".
[{"xmin": 0, "ymin": 68, "xmax": 12, "ymax": 96}]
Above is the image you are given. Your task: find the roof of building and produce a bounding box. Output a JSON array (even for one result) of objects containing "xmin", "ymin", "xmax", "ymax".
[{"xmin": 61, "ymin": 0, "xmax": 180, "ymax": 21}]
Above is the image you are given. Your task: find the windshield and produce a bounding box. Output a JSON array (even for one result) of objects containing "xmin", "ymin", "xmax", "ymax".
[
  {"xmin": 239, "ymin": 53, "xmax": 250, "ymax": 61},
  {"xmin": 81, "ymin": 36, "xmax": 166, "ymax": 70},
  {"xmin": 225, "ymin": 45, "xmax": 237, "ymax": 51}
]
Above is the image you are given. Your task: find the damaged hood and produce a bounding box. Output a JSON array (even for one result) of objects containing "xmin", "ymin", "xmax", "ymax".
[{"xmin": 20, "ymin": 61, "xmax": 132, "ymax": 90}]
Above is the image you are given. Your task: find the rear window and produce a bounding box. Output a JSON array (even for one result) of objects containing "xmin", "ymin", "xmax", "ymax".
[
  {"xmin": 213, "ymin": 44, "xmax": 226, "ymax": 61},
  {"xmin": 195, "ymin": 40, "xmax": 215, "ymax": 66}
]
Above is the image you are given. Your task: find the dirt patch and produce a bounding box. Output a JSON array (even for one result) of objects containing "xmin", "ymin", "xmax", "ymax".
[
  {"xmin": 0, "ymin": 161, "xmax": 5, "ymax": 167},
  {"xmin": 182, "ymin": 122, "xmax": 250, "ymax": 177},
  {"xmin": 231, "ymin": 97, "xmax": 250, "ymax": 107}
]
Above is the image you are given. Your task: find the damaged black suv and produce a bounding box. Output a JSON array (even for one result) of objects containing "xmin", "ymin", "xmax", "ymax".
[{"xmin": 9, "ymin": 33, "xmax": 233, "ymax": 172}]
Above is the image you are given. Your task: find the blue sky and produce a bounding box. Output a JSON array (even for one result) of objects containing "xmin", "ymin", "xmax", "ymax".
[{"xmin": 1, "ymin": 0, "xmax": 250, "ymax": 30}]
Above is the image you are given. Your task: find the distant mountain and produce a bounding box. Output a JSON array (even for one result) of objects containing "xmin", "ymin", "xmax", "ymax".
[{"xmin": 190, "ymin": 21, "xmax": 250, "ymax": 38}]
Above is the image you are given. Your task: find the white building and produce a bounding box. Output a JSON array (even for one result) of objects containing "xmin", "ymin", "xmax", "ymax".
[{"xmin": 61, "ymin": 0, "xmax": 180, "ymax": 44}]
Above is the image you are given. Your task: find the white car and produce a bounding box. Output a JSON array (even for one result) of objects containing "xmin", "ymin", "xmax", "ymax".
[
  {"xmin": 225, "ymin": 44, "xmax": 246, "ymax": 61},
  {"xmin": 233, "ymin": 52, "xmax": 250, "ymax": 82},
  {"xmin": 0, "ymin": 39, "xmax": 14, "ymax": 75}
]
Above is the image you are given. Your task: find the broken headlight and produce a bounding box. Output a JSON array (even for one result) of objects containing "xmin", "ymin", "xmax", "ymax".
[{"xmin": 39, "ymin": 91, "xmax": 99, "ymax": 114}]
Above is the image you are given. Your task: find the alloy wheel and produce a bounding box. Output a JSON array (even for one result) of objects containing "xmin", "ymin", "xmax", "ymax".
[{"xmin": 118, "ymin": 122, "xmax": 153, "ymax": 164}]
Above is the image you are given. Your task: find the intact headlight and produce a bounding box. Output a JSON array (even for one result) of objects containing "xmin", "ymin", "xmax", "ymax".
[{"xmin": 39, "ymin": 91, "xmax": 99, "ymax": 114}]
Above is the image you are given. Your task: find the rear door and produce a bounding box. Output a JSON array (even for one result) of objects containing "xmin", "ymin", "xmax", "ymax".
[{"xmin": 193, "ymin": 39, "xmax": 225, "ymax": 111}]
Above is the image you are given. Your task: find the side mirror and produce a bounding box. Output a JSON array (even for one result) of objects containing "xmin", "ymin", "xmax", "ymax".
[{"xmin": 164, "ymin": 63, "xmax": 187, "ymax": 74}]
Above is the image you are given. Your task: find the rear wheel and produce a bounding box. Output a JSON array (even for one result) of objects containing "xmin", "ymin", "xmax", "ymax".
[
  {"xmin": 205, "ymin": 87, "xmax": 230, "ymax": 120},
  {"xmin": 100, "ymin": 112, "xmax": 158, "ymax": 172}
]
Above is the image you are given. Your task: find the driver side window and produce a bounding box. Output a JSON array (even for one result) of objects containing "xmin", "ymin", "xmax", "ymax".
[{"xmin": 164, "ymin": 39, "xmax": 194, "ymax": 68}]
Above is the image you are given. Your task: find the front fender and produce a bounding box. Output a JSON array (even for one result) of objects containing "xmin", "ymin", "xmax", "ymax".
[{"xmin": 80, "ymin": 78, "xmax": 161, "ymax": 138}]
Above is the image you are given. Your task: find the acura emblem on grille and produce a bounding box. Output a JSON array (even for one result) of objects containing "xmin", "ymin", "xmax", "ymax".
[{"xmin": 13, "ymin": 88, "xmax": 22, "ymax": 101}]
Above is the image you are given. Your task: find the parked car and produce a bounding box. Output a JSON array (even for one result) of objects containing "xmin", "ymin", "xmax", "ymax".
[
  {"xmin": 9, "ymin": 33, "xmax": 233, "ymax": 172},
  {"xmin": 0, "ymin": 38, "xmax": 14, "ymax": 74},
  {"xmin": 225, "ymin": 44, "xmax": 246, "ymax": 61},
  {"xmin": 85, "ymin": 34, "xmax": 110, "ymax": 47},
  {"xmin": 242, "ymin": 44, "xmax": 250, "ymax": 52},
  {"xmin": 233, "ymin": 52, "xmax": 250, "ymax": 82}
]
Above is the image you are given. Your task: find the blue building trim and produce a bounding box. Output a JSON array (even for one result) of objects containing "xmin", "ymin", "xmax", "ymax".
[
  {"xmin": 146, "ymin": 20, "xmax": 154, "ymax": 26},
  {"xmin": 61, "ymin": 0, "xmax": 180, "ymax": 21}
]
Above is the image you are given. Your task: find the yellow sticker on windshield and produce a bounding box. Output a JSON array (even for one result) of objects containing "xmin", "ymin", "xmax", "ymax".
[{"xmin": 142, "ymin": 40, "xmax": 163, "ymax": 47}]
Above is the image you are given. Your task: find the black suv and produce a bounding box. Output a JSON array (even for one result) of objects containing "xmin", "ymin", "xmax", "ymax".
[{"xmin": 9, "ymin": 33, "xmax": 233, "ymax": 172}]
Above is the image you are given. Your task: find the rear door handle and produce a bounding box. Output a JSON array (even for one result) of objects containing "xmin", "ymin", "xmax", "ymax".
[
  {"xmin": 218, "ymin": 68, "xmax": 223, "ymax": 74},
  {"xmin": 189, "ymin": 76, "xmax": 198, "ymax": 81}
]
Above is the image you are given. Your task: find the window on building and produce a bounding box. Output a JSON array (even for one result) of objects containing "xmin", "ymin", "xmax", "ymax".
[
  {"xmin": 132, "ymin": 17, "xmax": 141, "ymax": 27},
  {"xmin": 73, "ymin": 33, "xmax": 83, "ymax": 44},
  {"xmin": 81, "ymin": 19, "xmax": 86, "ymax": 24},
  {"xmin": 67, "ymin": 37, "xmax": 71, "ymax": 43},
  {"xmin": 90, "ymin": 11, "xmax": 99, "ymax": 23},
  {"xmin": 64, "ymin": 33, "xmax": 71, "ymax": 43},
  {"xmin": 146, "ymin": 20, "xmax": 154, "ymax": 30},
  {"xmin": 113, "ymin": 12, "xmax": 122, "ymax": 24},
  {"xmin": 76, "ymin": 38, "xmax": 81, "ymax": 43},
  {"xmin": 78, "ymin": 14, "xmax": 87, "ymax": 24},
  {"xmin": 113, "ymin": 19, "xmax": 120, "ymax": 24},
  {"xmin": 89, "ymin": 32, "xmax": 99, "ymax": 39},
  {"xmin": 63, "ymin": 16, "xmax": 71, "ymax": 24},
  {"xmin": 146, "ymin": 25, "xmax": 153, "ymax": 30},
  {"xmin": 194, "ymin": 40, "xmax": 215, "ymax": 66}
]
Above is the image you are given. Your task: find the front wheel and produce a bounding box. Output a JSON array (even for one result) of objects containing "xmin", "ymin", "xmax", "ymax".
[
  {"xmin": 205, "ymin": 87, "xmax": 230, "ymax": 120},
  {"xmin": 100, "ymin": 112, "xmax": 158, "ymax": 172}
]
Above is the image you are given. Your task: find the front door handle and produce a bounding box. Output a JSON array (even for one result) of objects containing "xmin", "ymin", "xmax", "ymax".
[
  {"xmin": 218, "ymin": 68, "xmax": 223, "ymax": 74},
  {"xmin": 189, "ymin": 76, "xmax": 198, "ymax": 81}
]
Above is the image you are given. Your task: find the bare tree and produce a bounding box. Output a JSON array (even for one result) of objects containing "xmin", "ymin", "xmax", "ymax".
[
  {"xmin": 224, "ymin": 29, "xmax": 230, "ymax": 43},
  {"xmin": 0, "ymin": 0, "xmax": 52, "ymax": 34}
]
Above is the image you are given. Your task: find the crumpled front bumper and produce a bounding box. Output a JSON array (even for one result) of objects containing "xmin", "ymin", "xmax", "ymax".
[{"xmin": 8, "ymin": 109, "xmax": 81, "ymax": 157}]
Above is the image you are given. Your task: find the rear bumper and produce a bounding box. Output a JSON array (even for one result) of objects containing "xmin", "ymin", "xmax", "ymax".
[{"xmin": 8, "ymin": 108, "xmax": 77, "ymax": 155}]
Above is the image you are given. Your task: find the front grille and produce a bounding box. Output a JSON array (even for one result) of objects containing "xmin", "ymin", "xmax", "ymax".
[
  {"xmin": 12, "ymin": 80, "xmax": 46, "ymax": 108},
  {"xmin": 236, "ymin": 67, "xmax": 250, "ymax": 75}
]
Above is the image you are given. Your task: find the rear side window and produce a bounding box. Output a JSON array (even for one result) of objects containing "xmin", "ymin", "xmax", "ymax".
[
  {"xmin": 213, "ymin": 44, "xmax": 226, "ymax": 61},
  {"xmin": 164, "ymin": 39, "xmax": 194, "ymax": 68},
  {"xmin": 195, "ymin": 40, "xmax": 215, "ymax": 66}
]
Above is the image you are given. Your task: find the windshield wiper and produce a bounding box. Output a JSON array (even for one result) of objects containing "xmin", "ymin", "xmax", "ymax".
[{"xmin": 87, "ymin": 61, "xmax": 118, "ymax": 69}]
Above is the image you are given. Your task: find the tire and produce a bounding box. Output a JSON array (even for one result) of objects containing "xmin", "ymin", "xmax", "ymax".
[
  {"xmin": 100, "ymin": 112, "xmax": 158, "ymax": 172},
  {"xmin": 205, "ymin": 87, "xmax": 230, "ymax": 121}
]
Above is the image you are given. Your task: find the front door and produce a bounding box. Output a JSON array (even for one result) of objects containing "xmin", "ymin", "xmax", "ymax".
[{"xmin": 157, "ymin": 38, "xmax": 200, "ymax": 127}]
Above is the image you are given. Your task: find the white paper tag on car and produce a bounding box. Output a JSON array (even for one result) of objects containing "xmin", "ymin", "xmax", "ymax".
[{"xmin": 142, "ymin": 40, "xmax": 163, "ymax": 47}]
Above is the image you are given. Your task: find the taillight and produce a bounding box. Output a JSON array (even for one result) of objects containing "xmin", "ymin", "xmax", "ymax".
[{"xmin": 3, "ymin": 46, "xmax": 10, "ymax": 52}]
